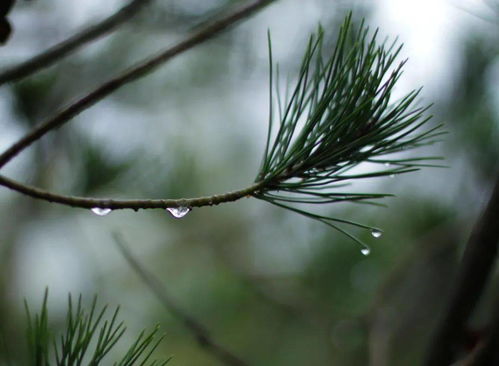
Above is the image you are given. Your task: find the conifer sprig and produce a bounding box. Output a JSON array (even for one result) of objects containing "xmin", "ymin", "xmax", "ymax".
[
  {"xmin": 24, "ymin": 290, "xmax": 170, "ymax": 366},
  {"xmin": 254, "ymin": 13, "xmax": 444, "ymax": 250}
]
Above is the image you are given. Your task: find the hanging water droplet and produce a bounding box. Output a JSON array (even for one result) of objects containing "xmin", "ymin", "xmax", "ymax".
[
  {"xmin": 361, "ymin": 247, "xmax": 371, "ymax": 256},
  {"xmin": 166, "ymin": 206, "xmax": 190, "ymax": 218},
  {"xmin": 371, "ymin": 229, "xmax": 383, "ymax": 238},
  {"xmin": 91, "ymin": 207, "xmax": 111, "ymax": 216}
]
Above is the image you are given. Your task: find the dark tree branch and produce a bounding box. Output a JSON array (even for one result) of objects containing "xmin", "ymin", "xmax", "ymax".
[
  {"xmin": 425, "ymin": 173, "xmax": 499, "ymax": 366},
  {"xmin": 0, "ymin": 0, "xmax": 275, "ymax": 170},
  {"xmin": 114, "ymin": 234, "xmax": 249, "ymax": 366},
  {"xmin": 467, "ymin": 288, "xmax": 499, "ymax": 366},
  {"xmin": 0, "ymin": 175, "xmax": 263, "ymax": 210},
  {"xmin": 0, "ymin": 0, "xmax": 151, "ymax": 85}
]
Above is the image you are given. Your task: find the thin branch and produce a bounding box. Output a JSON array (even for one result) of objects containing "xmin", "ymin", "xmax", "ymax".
[
  {"xmin": 113, "ymin": 233, "xmax": 249, "ymax": 366},
  {"xmin": 425, "ymin": 173, "xmax": 499, "ymax": 366},
  {"xmin": 0, "ymin": 0, "xmax": 276, "ymax": 170},
  {"xmin": 0, "ymin": 0, "xmax": 275, "ymax": 211},
  {"xmin": 0, "ymin": 0, "xmax": 151, "ymax": 85},
  {"xmin": 0, "ymin": 175, "xmax": 263, "ymax": 210}
]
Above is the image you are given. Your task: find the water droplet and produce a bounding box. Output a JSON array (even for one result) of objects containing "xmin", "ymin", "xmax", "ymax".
[
  {"xmin": 389, "ymin": 174, "xmax": 396, "ymax": 178},
  {"xmin": 384, "ymin": 162, "xmax": 391, "ymax": 167},
  {"xmin": 167, "ymin": 206, "xmax": 190, "ymax": 218},
  {"xmin": 361, "ymin": 247, "xmax": 371, "ymax": 256},
  {"xmin": 360, "ymin": 145, "xmax": 373, "ymax": 153},
  {"xmin": 371, "ymin": 229, "xmax": 383, "ymax": 238},
  {"xmin": 91, "ymin": 207, "xmax": 111, "ymax": 216}
]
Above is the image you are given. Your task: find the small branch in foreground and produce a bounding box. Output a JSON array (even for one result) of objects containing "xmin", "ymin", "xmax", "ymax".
[
  {"xmin": 425, "ymin": 173, "xmax": 499, "ymax": 366},
  {"xmin": 114, "ymin": 233, "xmax": 249, "ymax": 366},
  {"xmin": 0, "ymin": 0, "xmax": 151, "ymax": 85},
  {"xmin": 0, "ymin": 0, "xmax": 275, "ymax": 170}
]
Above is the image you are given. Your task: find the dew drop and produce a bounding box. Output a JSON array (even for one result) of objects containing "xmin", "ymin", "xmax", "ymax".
[
  {"xmin": 360, "ymin": 145, "xmax": 373, "ymax": 153},
  {"xmin": 166, "ymin": 206, "xmax": 191, "ymax": 218},
  {"xmin": 371, "ymin": 229, "xmax": 383, "ymax": 238},
  {"xmin": 361, "ymin": 247, "xmax": 371, "ymax": 256},
  {"xmin": 91, "ymin": 207, "xmax": 111, "ymax": 216}
]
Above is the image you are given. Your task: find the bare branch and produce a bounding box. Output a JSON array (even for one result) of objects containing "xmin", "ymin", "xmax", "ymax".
[
  {"xmin": 0, "ymin": 0, "xmax": 275, "ymax": 170},
  {"xmin": 114, "ymin": 233, "xmax": 249, "ymax": 366},
  {"xmin": 0, "ymin": 175, "xmax": 262, "ymax": 210},
  {"xmin": 0, "ymin": 0, "xmax": 151, "ymax": 85},
  {"xmin": 425, "ymin": 173, "xmax": 499, "ymax": 366},
  {"xmin": 0, "ymin": 0, "xmax": 275, "ymax": 211}
]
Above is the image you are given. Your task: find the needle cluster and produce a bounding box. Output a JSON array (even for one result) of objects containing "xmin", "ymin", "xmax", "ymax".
[
  {"xmin": 24, "ymin": 290, "xmax": 169, "ymax": 366},
  {"xmin": 255, "ymin": 14, "xmax": 444, "ymax": 247}
]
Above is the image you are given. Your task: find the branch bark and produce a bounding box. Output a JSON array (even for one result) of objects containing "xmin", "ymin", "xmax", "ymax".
[
  {"xmin": 0, "ymin": 175, "xmax": 263, "ymax": 210},
  {"xmin": 0, "ymin": 0, "xmax": 151, "ymax": 85},
  {"xmin": 114, "ymin": 234, "xmax": 249, "ymax": 366},
  {"xmin": 425, "ymin": 173, "xmax": 499, "ymax": 365}
]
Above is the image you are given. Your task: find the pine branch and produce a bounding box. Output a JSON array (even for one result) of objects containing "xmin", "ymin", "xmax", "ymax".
[
  {"xmin": 114, "ymin": 234, "xmax": 249, "ymax": 366},
  {"xmin": 0, "ymin": 0, "xmax": 275, "ymax": 211},
  {"xmin": 252, "ymin": 14, "xmax": 443, "ymax": 251},
  {"xmin": 0, "ymin": 175, "xmax": 263, "ymax": 210},
  {"xmin": 0, "ymin": 0, "xmax": 151, "ymax": 85},
  {"xmin": 0, "ymin": 12, "xmax": 442, "ymax": 249},
  {"xmin": 24, "ymin": 288, "xmax": 170, "ymax": 365}
]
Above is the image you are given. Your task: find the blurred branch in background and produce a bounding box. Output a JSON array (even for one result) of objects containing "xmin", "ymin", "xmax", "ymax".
[
  {"xmin": 467, "ymin": 288, "xmax": 499, "ymax": 365},
  {"xmin": 460, "ymin": 288, "xmax": 499, "ymax": 366},
  {"xmin": 114, "ymin": 233, "xmax": 248, "ymax": 366},
  {"xmin": 0, "ymin": 0, "xmax": 152, "ymax": 84},
  {"xmin": 0, "ymin": 0, "xmax": 15, "ymax": 44},
  {"xmin": 0, "ymin": 0, "xmax": 276, "ymax": 170},
  {"xmin": 368, "ymin": 224, "xmax": 458, "ymax": 366},
  {"xmin": 425, "ymin": 173, "xmax": 499, "ymax": 365}
]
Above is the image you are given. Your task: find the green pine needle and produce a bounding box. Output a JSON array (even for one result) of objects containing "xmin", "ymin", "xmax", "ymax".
[
  {"xmin": 24, "ymin": 289, "xmax": 170, "ymax": 366},
  {"xmin": 254, "ymin": 13, "xmax": 444, "ymax": 250}
]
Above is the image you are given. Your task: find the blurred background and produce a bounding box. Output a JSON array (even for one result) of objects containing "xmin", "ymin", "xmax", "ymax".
[{"xmin": 1, "ymin": 0, "xmax": 499, "ymax": 364}]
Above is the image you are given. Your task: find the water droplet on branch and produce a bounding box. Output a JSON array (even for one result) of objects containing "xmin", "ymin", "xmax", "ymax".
[
  {"xmin": 166, "ymin": 206, "xmax": 191, "ymax": 218},
  {"xmin": 361, "ymin": 247, "xmax": 371, "ymax": 256},
  {"xmin": 91, "ymin": 207, "xmax": 112, "ymax": 216},
  {"xmin": 371, "ymin": 229, "xmax": 383, "ymax": 238}
]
